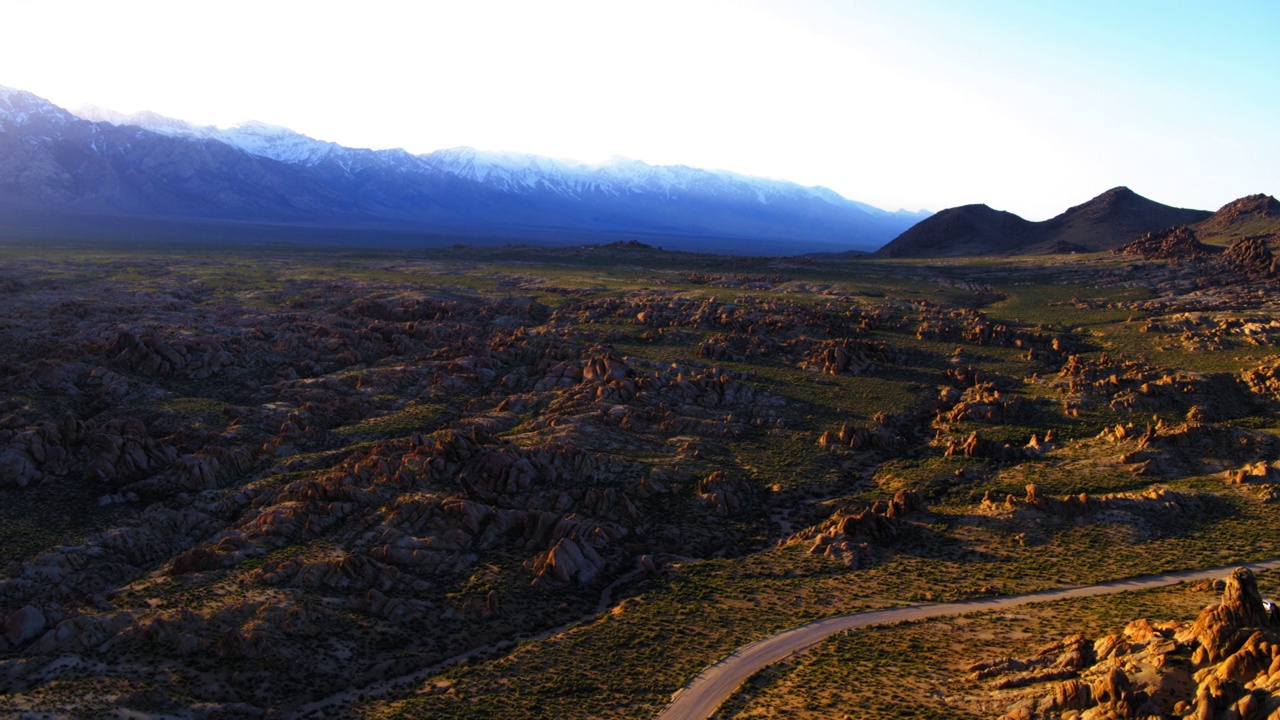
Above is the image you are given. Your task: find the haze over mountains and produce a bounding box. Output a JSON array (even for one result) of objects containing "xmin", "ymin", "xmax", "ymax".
[{"xmin": 0, "ymin": 86, "xmax": 929, "ymax": 254}]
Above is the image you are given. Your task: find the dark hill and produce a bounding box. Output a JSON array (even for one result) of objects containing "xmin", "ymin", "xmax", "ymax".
[
  {"xmin": 875, "ymin": 187, "xmax": 1212, "ymax": 258},
  {"xmin": 873, "ymin": 204, "xmax": 1035, "ymax": 258},
  {"xmin": 1034, "ymin": 186, "xmax": 1211, "ymax": 252}
]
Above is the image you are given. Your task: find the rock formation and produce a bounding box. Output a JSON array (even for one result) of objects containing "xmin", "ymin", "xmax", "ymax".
[
  {"xmin": 984, "ymin": 568, "xmax": 1280, "ymax": 720},
  {"xmin": 1114, "ymin": 225, "xmax": 1216, "ymax": 261}
]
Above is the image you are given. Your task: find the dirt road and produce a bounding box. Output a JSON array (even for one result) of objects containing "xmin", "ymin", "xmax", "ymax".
[{"xmin": 657, "ymin": 558, "xmax": 1280, "ymax": 720}]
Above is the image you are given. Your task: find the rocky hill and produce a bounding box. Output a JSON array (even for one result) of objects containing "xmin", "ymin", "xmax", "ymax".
[
  {"xmin": 1037, "ymin": 186, "xmax": 1212, "ymax": 251},
  {"xmin": 1194, "ymin": 194, "xmax": 1280, "ymax": 245},
  {"xmin": 1111, "ymin": 194, "xmax": 1280, "ymax": 267},
  {"xmin": 875, "ymin": 186, "xmax": 1212, "ymax": 258}
]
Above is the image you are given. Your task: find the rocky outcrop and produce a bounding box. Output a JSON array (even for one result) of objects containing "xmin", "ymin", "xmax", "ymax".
[
  {"xmin": 1180, "ymin": 567, "xmax": 1277, "ymax": 664},
  {"xmin": 943, "ymin": 431, "xmax": 1040, "ymax": 462},
  {"xmin": 818, "ymin": 417, "xmax": 904, "ymax": 452},
  {"xmin": 696, "ymin": 471, "xmax": 760, "ymax": 516},
  {"xmin": 975, "ymin": 483, "xmax": 1224, "ymax": 546},
  {"xmin": 527, "ymin": 517, "xmax": 626, "ymax": 585},
  {"xmin": 1093, "ymin": 411, "xmax": 1280, "ymax": 479},
  {"xmin": 4, "ymin": 605, "xmax": 46, "ymax": 645},
  {"xmin": 1113, "ymin": 225, "xmax": 1215, "ymax": 261},
  {"xmin": 1051, "ymin": 353, "xmax": 1228, "ymax": 416},
  {"xmin": 937, "ymin": 381, "xmax": 1022, "ymax": 424},
  {"xmin": 914, "ymin": 309, "xmax": 1071, "ymax": 364},
  {"xmin": 109, "ymin": 330, "xmax": 237, "ymax": 379},
  {"xmin": 984, "ymin": 568, "xmax": 1280, "ymax": 720},
  {"xmin": 1224, "ymin": 237, "xmax": 1279, "ymax": 277},
  {"xmin": 550, "ymin": 291, "xmax": 903, "ymax": 383},
  {"xmin": 800, "ymin": 339, "xmax": 895, "ymax": 376},
  {"xmin": 0, "ymin": 414, "xmax": 179, "ymax": 488},
  {"xmin": 1243, "ymin": 360, "xmax": 1280, "ymax": 402},
  {"xmin": 788, "ymin": 490, "xmax": 924, "ymax": 569}
]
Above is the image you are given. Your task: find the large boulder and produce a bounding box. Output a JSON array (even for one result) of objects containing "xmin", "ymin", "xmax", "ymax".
[{"xmin": 5, "ymin": 605, "xmax": 47, "ymax": 645}]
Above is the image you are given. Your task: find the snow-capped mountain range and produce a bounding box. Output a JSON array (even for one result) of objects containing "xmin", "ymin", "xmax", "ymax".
[
  {"xmin": 1, "ymin": 86, "xmax": 929, "ymax": 253},
  {"xmin": 75, "ymin": 104, "xmax": 908, "ymax": 214}
]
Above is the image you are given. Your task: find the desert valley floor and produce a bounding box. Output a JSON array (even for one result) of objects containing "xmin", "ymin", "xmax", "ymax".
[{"xmin": 4, "ymin": 235, "xmax": 1280, "ymax": 719}]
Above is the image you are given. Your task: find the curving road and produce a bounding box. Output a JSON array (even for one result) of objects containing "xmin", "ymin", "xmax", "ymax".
[{"xmin": 657, "ymin": 558, "xmax": 1280, "ymax": 720}]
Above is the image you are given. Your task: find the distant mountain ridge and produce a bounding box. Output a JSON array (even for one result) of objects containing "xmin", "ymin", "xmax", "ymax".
[
  {"xmin": 0, "ymin": 86, "xmax": 930, "ymax": 254},
  {"xmin": 75, "ymin": 105, "xmax": 916, "ymax": 220},
  {"xmin": 875, "ymin": 187, "xmax": 1213, "ymax": 258}
]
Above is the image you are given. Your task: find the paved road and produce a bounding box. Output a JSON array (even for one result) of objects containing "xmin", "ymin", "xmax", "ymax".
[{"xmin": 656, "ymin": 558, "xmax": 1280, "ymax": 720}]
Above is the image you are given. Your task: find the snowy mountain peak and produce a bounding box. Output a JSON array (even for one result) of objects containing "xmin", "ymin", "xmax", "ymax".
[
  {"xmin": 76, "ymin": 105, "xmax": 210, "ymax": 138},
  {"xmin": 421, "ymin": 147, "xmax": 586, "ymax": 190},
  {"xmin": 70, "ymin": 105, "xmax": 344, "ymax": 166},
  {"xmin": 214, "ymin": 121, "xmax": 342, "ymax": 166},
  {"xmin": 69, "ymin": 103, "xmax": 126, "ymax": 124},
  {"xmin": 0, "ymin": 86, "xmax": 74, "ymax": 132},
  {"xmin": 229, "ymin": 120, "xmax": 294, "ymax": 134}
]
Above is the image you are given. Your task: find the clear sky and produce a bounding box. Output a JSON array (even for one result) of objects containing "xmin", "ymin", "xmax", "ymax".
[{"xmin": 2, "ymin": 0, "xmax": 1276, "ymax": 219}]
